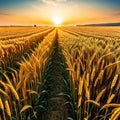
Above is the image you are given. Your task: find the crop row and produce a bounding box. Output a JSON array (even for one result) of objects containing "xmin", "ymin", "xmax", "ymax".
[
  {"xmin": 0, "ymin": 27, "xmax": 54, "ymax": 70},
  {"xmin": 0, "ymin": 29, "xmax": 56, "ymax": 120},
  {"xmin": 60, "ymin": 26, "xmax": 120, "ymax": 40},
  {"xmin": 58, "ymin": 28, "xmax": 120, "ymax": 120},
  {"xmin": 0, "ymin": 27, "xmax": 52, "ymax": 40}
]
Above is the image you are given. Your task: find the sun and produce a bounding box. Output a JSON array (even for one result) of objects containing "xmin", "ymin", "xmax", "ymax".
[{"xmin": 52, "ymin": 16, "xmax": 63, "ymax": 25}]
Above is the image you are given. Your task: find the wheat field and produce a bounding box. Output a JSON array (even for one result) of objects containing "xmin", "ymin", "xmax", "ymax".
[{"xmin": 0, "ymin": 26, "xmax": 120, "ymax": 120}]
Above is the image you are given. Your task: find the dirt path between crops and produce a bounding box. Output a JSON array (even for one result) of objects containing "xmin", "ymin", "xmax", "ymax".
[{"xmin": 36, "ymin": 30, "xmax": 75, "ymax": 120}]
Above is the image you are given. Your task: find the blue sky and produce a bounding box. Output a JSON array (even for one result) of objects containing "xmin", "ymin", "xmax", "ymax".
[
  {"xmin": 0, "ymin": 0, "xmax": 120, "ymax": 25},
  {"xmin": 0, "ymin": 0, "xmax": 120, "ymax": 8}
]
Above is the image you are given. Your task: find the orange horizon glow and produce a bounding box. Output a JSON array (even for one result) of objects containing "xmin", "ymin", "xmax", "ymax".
[
  {"xmin": 0, "ymin": 1, "xmax": 120, "ymax": 25},
  {"xmin": 0, "ymin": 12, "xmax": 120, "ymax": 26}
]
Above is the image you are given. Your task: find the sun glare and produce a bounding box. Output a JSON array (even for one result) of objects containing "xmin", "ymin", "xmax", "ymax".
[{"xmin": 52, "ymin": 16, "xmax": 62, "ymax": 25}]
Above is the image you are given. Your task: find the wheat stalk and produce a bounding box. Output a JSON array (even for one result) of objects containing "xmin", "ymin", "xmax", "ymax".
[
  {"xmin": 4, "ymin": 100, "xmax": 12, "ymax": 120},
  {"xmin": 109, "ymin": 107, "xmax": 120, "ymax": 120},
  {"xmin": 85, "ymin": 100, "xmax": 100, "ymax": 107},
  {"xmin": 100, "ymin": 103, "xmax": 120, "ymax": 111},
  {"xmin": 0, "ymin": 89, "xmax": 9, "ymax": 99},
  {"xmin": 106, "ymin": 94, "xmax": 115, "ymax": 104},
  {"xmin": 78, "ymin": 77, "xmax": 84, "ymax": 107},
  {"xmin": 116, "ymin": 79, "xmax": 120, "ymax": 91},
  {"xmin": 0, "ymin": 98, "xmax": 6, "ymax": 120},
  {"xmin": 111, "ymin": 74, "xmax": 118, "ymax": 89},
  {"xmin": 105, "ymin": 61, "xmax": 120, "ymax": 69},
  {"xmin": 95, "ymin": 88, "xmax": 106, "ymax": 103},
  {"xmin": 0, "ymin": 98, "xmax": 4, "ymax": 111},
  {"xmin": 90, "ymin": 67, "xmax": 96, "ymax": 82},
  {"xmin": 6, "ymin": 84, "xmax": 19, "ymax": 101},
  {"xmin": 94, "ymin": 70, "xmax": 104, "ymax": 87}
]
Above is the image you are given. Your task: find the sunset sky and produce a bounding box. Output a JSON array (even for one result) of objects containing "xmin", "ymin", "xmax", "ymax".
[{"xmin": 0, "ymin": 0, "xmax": 120, "ymax": 25}]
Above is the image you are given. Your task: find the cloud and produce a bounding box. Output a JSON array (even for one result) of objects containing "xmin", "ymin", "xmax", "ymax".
[
  {"xmin": 114, "ymin": 12, "xmax": 120, "ymax": 16},
  {"xmin": 42, "ymin": 0, "xmax": 67, "ymax": 6},
  {"xmin": 0, "ymin": 13, "xmax": 10, "ymax": 16},
  {"xmin": 109, "ymin": 12, "xmax": 120, "ymax": 18}
]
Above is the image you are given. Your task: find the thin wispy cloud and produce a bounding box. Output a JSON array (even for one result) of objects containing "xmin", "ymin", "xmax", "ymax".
[
  {"xmin": 0, "ymin": 13, "xmax": 11, "ymax": 16},
  {"xmin": 42, "ymin": 0, "xmax": 67, "ymax": 6},
  {"xmin": 114, "ymin": 12, "xmax": 120, "ymax": 16}
]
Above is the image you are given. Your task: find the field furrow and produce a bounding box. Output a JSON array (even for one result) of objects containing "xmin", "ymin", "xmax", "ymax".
[{"xmin": 37, "ymin": 30, "xmax": 75, "ymax": 120}]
